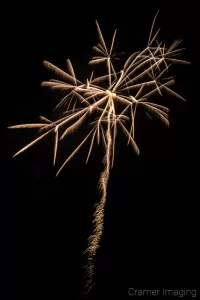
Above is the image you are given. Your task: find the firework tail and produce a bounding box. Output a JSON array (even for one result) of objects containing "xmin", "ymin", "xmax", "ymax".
[{"xmin": 84, "ymin": 102, "xmax": 112, "ymax": 292}]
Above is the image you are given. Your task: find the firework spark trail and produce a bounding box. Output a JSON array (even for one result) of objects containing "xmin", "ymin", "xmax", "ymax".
[
  {"xmin": 85, "ymin": 100, "xmax": 113, "ymax": 290},
  {"xmin": 8, "ymin": 12, "xmax": 189, "ymax": 294}
]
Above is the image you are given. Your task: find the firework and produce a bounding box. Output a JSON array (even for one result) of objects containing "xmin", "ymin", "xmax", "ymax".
[{"xmin": 9, "ymin": 12, "xmax": 189, "ymax": 292}]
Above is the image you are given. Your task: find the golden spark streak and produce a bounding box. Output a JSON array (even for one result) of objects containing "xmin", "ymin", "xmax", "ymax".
[
  {"xmin": 56, "ymin": 127, "xmax": 96, "ymax": 177},
  {"xmin": 11, "ymin": 128, "xmax": 54, "ymax": 157},
  {"xmin": 148, "ymin": 10, "xmax": 160, "ymax": 45},
  {"xmin": 53, "ymin": 126, "xmax": 58, "ymax": 165}
]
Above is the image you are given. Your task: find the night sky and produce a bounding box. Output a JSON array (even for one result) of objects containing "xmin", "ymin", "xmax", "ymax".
[{"xmin": 3, "ymin": 8, "xmax": 197, "ymax": 300}]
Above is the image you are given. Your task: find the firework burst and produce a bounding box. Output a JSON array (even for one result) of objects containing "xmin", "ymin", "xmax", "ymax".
[{"xmin": 9, "ymin": 12, "xmax": 189, "ymax": 293}]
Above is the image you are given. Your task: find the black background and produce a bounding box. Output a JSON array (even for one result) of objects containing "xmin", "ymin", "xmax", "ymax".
[{"xmin": 2, "ymin": 7, "xmax": 197, "ymax": 299}]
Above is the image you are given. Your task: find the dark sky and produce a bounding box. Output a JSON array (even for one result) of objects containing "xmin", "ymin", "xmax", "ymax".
[{"xmin": 3, "ymin": 8, "xmax": 197, "ymax": 300}]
